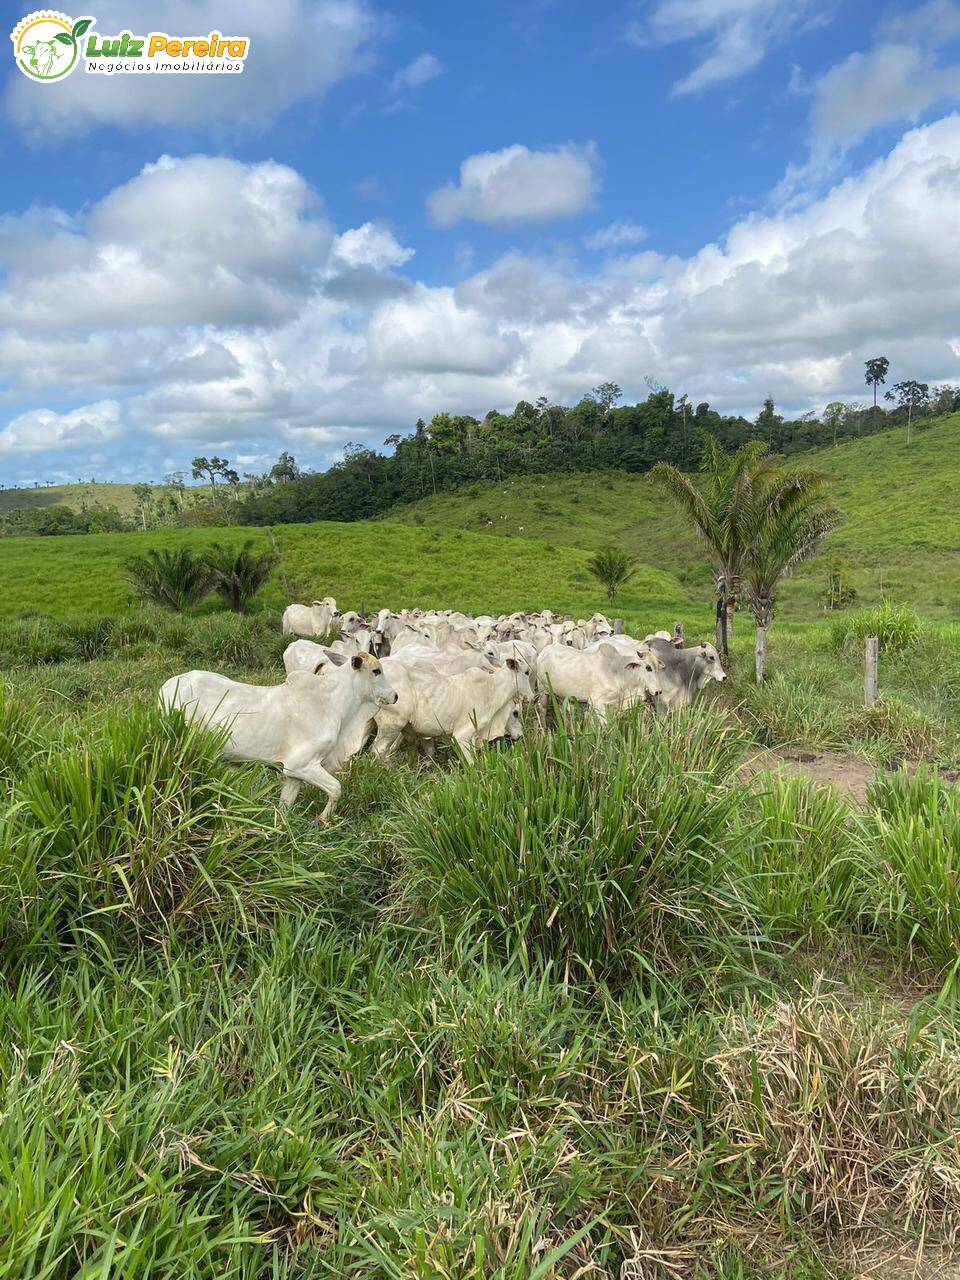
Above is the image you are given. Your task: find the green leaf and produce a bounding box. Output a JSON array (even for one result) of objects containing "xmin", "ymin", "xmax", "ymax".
[
  {"xmin": 54, "ymin": 32, "xmax": 73, "ymax": 44},
  {"xmin": 72, "ymin": 17, "xmax": 92, "ymax": 37}
]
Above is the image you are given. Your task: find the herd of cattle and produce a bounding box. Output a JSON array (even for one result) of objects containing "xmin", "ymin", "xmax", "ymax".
[{"xmin": 159, "ymin": 598, "xmax": 727, "ymax": 820}]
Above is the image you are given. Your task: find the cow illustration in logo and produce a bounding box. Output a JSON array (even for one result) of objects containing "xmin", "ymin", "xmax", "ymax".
[{"xmin": 10, "ymin": 11, "xmax": 93, "ymax": 82}]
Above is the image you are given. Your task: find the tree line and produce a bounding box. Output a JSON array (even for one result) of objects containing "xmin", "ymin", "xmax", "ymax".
[
  {"xmin": 236, "ymin": 365, "xmax": 960, "ymax": 527},
  {"xmin": 2, "ymin": 359, "xmax": 957, "ymax": 537}
]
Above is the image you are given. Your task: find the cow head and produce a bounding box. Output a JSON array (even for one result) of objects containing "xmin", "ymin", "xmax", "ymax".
[
  {"xmin": 504, "ymin": 655, "xmax": 535, "ymax": 702},
  {"xmin": 351, "ymin": 652, "xmax": 398, "ymax": 704},
  {"xmin": 697, "ymin": 642, "xmax": 727, "ymax": 685},
  {"xmin": 23, "ymin": 39, "xmax": 62, "ymax": 77},
  {"xmin": 506, "ymin": 705, "xmax": 524, "ymax": 741}
]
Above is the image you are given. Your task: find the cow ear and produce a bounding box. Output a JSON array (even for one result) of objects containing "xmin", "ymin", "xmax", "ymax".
[
  {"xmin": 505, "ymin": 656, "xmax": 519, "ymax": 670},
  {"xmin": 313, "ymin": 661, "xmax": 326, "ymax": 675},
  {"xmin": 351, "ymin": 654, "xmax": 363, "ymax": 670}
]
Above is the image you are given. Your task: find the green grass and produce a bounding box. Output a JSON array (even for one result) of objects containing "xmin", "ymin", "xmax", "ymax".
[
  {"xmin": 391, "ymin": 411, "xmax": 960, "ymax": 618},
  {"xmin": 0, "ymin": 519, "xmax": 707, "ymax": 632},
  {"xmin": 0, "ymin": 481, "xmax": 151, "ymax": 515}
]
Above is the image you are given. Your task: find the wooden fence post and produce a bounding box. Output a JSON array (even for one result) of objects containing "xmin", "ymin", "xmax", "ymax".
[
  {"xmin": 673, "ymin": 621, "xmax": 684, "ymax": 648},
  {"xmin": 613, "ymin": 618, "xmax": 623, "ymax": 634},
  {"xmin": 865, "ymin": 636, "xmax": 878, "ymax": 706}
]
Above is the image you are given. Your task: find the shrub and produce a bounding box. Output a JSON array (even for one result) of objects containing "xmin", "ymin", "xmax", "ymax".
[
  {"xmin": 204, "ymin": 539, "xmax": 278, "ymax": 613},
  {"xmin": 862, "ymin": 768, "xmax": 960, "ymax": 971},
  {"xmin": 586, "ymin": 545, "xmax": 636, "ymax": 603},
  {"xmin": 1, "ymin": 704, "xmax": 287, "ymax": 946},
  {"xmin": 830, "ymin": 601, "xmax": 922, "ymax": 653},
  {"xmin": 123, "ymin": 547, "xmax": 214, "ymax": 613},
  {"xmin": 395, "ymin": 708, "xmax": 756, "ymax": 984}
]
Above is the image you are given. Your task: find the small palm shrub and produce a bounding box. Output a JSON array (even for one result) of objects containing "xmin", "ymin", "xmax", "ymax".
[
  {"xmin": 586, "ymin": 546, "xmax": 636, "ymax": 603},
  {"xmin": 123, "ymin": 547, "xmax": 213, "ymax": 613},
  {"xmin": 395, "ymin": 707, "xmax": 756, "ymax": 984},
  {"xmin": 830, "ymin": 601, "xmax": 922, "ymax": 653},
  {"xmin": 862, "ymin": 768, "xmax": 960, "ymax": 972},
  {"xmin": 205, "ymin": 539, "xmax": 278, "ymax": 613},
  {"xmin": 2, "ymin": 704, "xmax": 285, "ymax": 946},
  {"xmin": 739, "ymin": 776, "xmax": 858, "ymax": 942}
]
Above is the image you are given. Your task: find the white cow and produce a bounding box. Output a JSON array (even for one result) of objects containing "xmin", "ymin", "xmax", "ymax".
[
  {"xmin": 282, "ymin": 639, "xmax": 342, "ymax": 676},
  {"xmin": 282, "ymin": 597, "xmax": 338, "ymax": 638},
  {"xmin": 371, "ymin": 659, "xmax": 533, "ymax": 763},
  {"xmin": 159, "ymin": 653, "xmax": 397, "ymax": 821},
  {"xmin": 539, "ymin": 642, "xmax": 662, "ymax": 718}
]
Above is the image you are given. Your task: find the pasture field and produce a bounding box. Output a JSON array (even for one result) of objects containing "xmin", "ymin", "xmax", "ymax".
[
  {"xmin": 3, "ymin": 599, "xmax": 960, "ymax": 1276},
  {"xmin": 391, "ymin": 411, "xmax": 960, "ymax": 617},
  {"xmin": 0, "ymin": 481, "xmax": 150, "ymax": 516},
  {"xmin": 0, "ymin": 519, "xmax": 705, "ymax": 630}
]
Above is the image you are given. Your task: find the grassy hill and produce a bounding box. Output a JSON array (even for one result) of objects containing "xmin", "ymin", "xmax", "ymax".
[
  {"xmin": 0, "ymin": 521, "xmax": 707, "ymax": 632},
  {"xmin": 390, "ymin": 412, "xmax": 960, "ymax": 619},
  {"xmin": 0, "ymin": 481, "xmax": 152, "ymax": 516}
]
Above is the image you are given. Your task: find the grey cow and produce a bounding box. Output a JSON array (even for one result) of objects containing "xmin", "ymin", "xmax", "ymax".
[{"xmin": 646, "ymin": 639, "xmax": 726, "ymax": 711}]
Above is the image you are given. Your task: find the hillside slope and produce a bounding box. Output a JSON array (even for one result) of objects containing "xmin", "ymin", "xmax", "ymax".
[
  {"xmin": 391, "ymin": 413, "xmax": 960, "ymax": 618},
  {"xmin": 0, "ymin": 521, "xmax": 706, "ymax": 632},
  {"xmin": 0, "ymin": 482, "xmax": 153, "ymax": 516}
]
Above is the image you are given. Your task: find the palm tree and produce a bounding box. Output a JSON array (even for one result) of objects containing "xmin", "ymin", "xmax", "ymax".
[
  {"xmin": 205, "ymin": 540, "xmax": 278, "ymax": 613},
  {"xmin": 864, "ymin": 356, "xmax": 889, "ymax": 430},
  {"xmin": 124, "ymin": 547, "xmax": 213, "ymax": 613},
  {"xmin": 586, "ymin": 546, "xmax": 636, "ymax": 602},
  {"xmin": 652, "ymin": 437, "xmax": 770, "ymax": 657},
  {"xmin": 743, "ymin": 470, "xmax": 840, "ymax": 681}
]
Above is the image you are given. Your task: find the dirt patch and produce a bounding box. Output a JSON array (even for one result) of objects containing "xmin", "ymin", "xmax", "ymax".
[{"xmin": 739, "ymin": 747, "xmax": 877, "ymax": 805}]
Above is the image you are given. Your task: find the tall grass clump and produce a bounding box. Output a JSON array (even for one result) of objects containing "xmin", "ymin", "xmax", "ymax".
[
  {"xmin": 123, "ymin": 547, "xmax": 213, "ymax": 613},
  {"xmin": 739, "ymin": 776, "xmax": 858, "ymax": 942},
  {"xmin": 831, "ymin": 601, "xmax": 922, "ymax": 653},
  {"xmin": 396, "ymin": 707, "xmax": 757, "ymax": 985},
  {"xmin": 2, "ymin": 704, "xmax": 289, "ymax": 947},
  {"xmin": 0, "ymin": 685, "xmax": 46, "ymax": 790},
  {"xmin": 862, "ymin": 768, "xmax": 960, "ymax": 972}
]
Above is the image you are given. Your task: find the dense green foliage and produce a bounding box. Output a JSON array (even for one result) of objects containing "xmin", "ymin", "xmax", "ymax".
[{"xmin": 234, "ymin": 389, "xmax": 959, "ymax": 529}]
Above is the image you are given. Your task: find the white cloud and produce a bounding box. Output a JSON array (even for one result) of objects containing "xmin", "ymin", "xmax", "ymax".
[
  {"xmin": 584, "ymin": 220, "xmax": 647, "ymax": 250},
  {"xmin": 0, "ymin": 401, "xmax": 122, "ymax": 455},
  {"xmin": 812, "ymin": 42, "xmax": 960, "ymax": 144},
  {"xmin": 629, "ymin": 0, "xmax": 816, "ymax": 95},
  {"xmin": 4, "ymin": 122, "xmax": 960, "ymax": 478},
  {"xmin": 427, "ymin": 143, "xmax": 600, "ymax": 228},
  {"xmin": 3, "ymin": 0, "xmax": 380, "ymax": 137},
  {"xmin": 389, "ymin": 52, "xmax": 443, "ymax": 95},
  {"xmin": 332, "ymin": 222, "xmax": 414, "ymax": 270}
]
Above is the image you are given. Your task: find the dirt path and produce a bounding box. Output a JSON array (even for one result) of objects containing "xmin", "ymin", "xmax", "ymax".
[{"xmin": 739, "ymin": 747, "xmax": 877, "ymax": 804}]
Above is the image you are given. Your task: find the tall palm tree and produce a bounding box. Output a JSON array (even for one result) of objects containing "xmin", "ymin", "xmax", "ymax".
[
  {"xmin": 742, "ymin": 470, "xmax": 840, "ymax": 681},
  {"xmin": 652, "ymin": 437, "xmax": 770, "ymax": 656}
]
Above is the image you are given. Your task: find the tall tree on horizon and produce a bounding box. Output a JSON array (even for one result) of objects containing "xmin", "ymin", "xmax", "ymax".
[{"xmin": 865, "ymin": 356, "xmax": 890, "ymax": 429}]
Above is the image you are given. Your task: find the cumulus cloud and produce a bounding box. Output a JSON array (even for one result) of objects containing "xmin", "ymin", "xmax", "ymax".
[
  {"xmin": 427, "ymin": 143, "xmax": 600, "ymax": 228},
  {"xmin": 332, "ymin": 222, "xmax": 414, "ymax": 270},
  {"xmin": 3, "ymin": 0, "xmax": 380, "ymax": 137},
  {"xmin": 0, "ymin": 401, "xmax": 122, "ymax": 455},
  {"xmin": 584, "ymin": 220, "xmax": 647, "ymax": 250},
  {"xmin": 629, "ymin": 0, "xmax": 817, "ymax": 95},
  {"xmin": 4, "ymin": 122, "xmax": 960, "ymax": 480}
]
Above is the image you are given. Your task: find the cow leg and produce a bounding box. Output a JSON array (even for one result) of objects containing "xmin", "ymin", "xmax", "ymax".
[
  {"xmin": 452, "ymin": 731, "xmax": 477, "ymax": 764},
  {"xmin": 282, "ymin": 755, "xmax": 342, "ymax": 823},
  {"xmin": 371, "ymin": 723, "xmax": 403, "ymax": 766},
  {"xmin": 279, "ymin": 775, "xmax": 302, "ymax": 809}
]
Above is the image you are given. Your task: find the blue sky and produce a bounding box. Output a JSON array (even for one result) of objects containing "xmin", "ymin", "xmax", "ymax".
[{"xmin": 2, "ymin": 0, "xmax": 960, "ymax": 485}]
